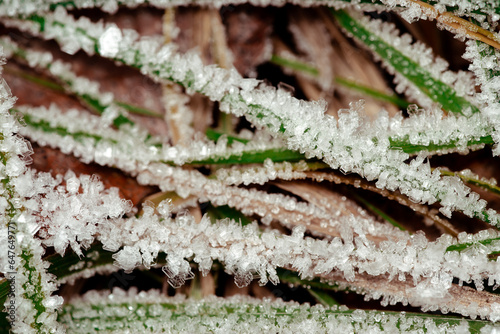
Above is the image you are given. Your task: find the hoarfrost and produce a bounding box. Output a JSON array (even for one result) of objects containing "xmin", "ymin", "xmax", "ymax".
[{"xmin": 58, "ymin": 288, "xmax": 481, "ymax": 333}]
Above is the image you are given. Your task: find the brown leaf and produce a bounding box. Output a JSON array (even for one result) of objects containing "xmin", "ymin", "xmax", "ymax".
[{"xmin": 223, "ymin": 5, "xmax": 274, "ymax": 76}]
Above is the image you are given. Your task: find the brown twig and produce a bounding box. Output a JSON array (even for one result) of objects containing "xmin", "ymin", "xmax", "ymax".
[{"xmin": 408, "ymin": 0, "xmax": 500, "ymax": 50}]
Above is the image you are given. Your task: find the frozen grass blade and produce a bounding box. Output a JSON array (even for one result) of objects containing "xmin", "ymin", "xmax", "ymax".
[
  {"xmin": 349, "ymin": 191, "xmax": 407, "ymax": 232},
  {"xmin": 57, "ymin": 288, "xmax": 490, "ymax": 333},
  {"xmin": 17, "ymin": 104, "xmax": 307, "ymax": 166},
  {"xmin": 332, "ymin": 9, "xmax": 479, "ymax": 115},
  {"xmin": 438, "ymin": 168, "xmax": 500, "ymax": 197},
  {"xmin": 388, "ymin": 133, "xmax": 494, "ymax": 155},
  {"xmin": 334, "ymin": 77, "xmax": 412, "ymax": 110},
  {"xmin": 446, "ymin": 235, "xmax": 500, "ymax": 253},
  {"xmin": 270, "ymin": 54, "xmax": 320, "ymax": 77},
  {"xmin": 270, "ymin": 53, "xmax": 411, "ymax": 109},
  {"xmin": 379, "ymin": 0, "xmax": 500, "ymax": 48},
  {"xmin": 0, "ymin": 77, "xmax": 64, "ymax": 333},
  {"xmin": 416, "ymin": 0, "xmax": 500, "ymax": 21},
  {"xmin": 463, "ymin": 40, "xmax": 500, "ymax": 155},
  {"xmin": 0, "ymin": 37, "xmax": 162, "ymax": 126},
  {"xmin": 307, "ymin": 288, "xmax": 340, "ymax": 307}
]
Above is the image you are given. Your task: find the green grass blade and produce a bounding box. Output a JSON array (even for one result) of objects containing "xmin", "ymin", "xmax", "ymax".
[
  {"xmin": 389, "ymin": 134, "xmax": 494, "ymax": 154},
  {"xmin": 1, "ymin": 108, "xmax": 64, "ymax": 333},
  {"xmin": 114, "ymin": 101, "xmax": 163, "ymax": 118},
  {"xmin": 21, "ymin": 105, "xmax": 308, "ymax": 165},
  {"xmin": 186, "ymin": 148, "xmax": 307, "ymax": 165},
  {"xmin": 438, "ymin": 168, "xmax": 500, "ymax": 197},
  {"xmin": 270, "ymin": 54, "xmax": 320, "ymax": 77},
  {"xmin": 332, "ymin": 9, "xmax": 480, "ymax": 115},
  {"xmin": 20, "ymin": 111, "xmax": 110, "ymax": 144},
  {"xmin": 205, "ymin": 128, "xmax": 250, "ymax": 145},
  {"xmin": 308, "ymin": 289, "xmax": 340, "ymax": 307},
  {"xmin": 446, "ymin": 237, "xmax": 500, "ymax": 253},
  {"xmin": 334, "ymin": 77, "xmax": 411, "ymax": 109},
  {"xmin": 350, "ymin": 191, "xmax": 407, "ymax": 232},
  {"xmin": 205, "ymin": 204, "xmax": 253, "ymax": 226},
  {"xmin": 270, "ymin": 54, "xmax": 411, "ymax": 109},
  {"xmin": 0, "ymin": 38, "xmax": 162, "ymax": 123}
]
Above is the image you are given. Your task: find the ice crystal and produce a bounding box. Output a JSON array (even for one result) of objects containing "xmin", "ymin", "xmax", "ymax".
[{"xmin": 463, "ymin": 40, "xmax": 500, "ymax": 155}]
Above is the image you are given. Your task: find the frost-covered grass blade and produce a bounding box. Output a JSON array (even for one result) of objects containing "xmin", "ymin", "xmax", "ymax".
[
  {"xmin": 58, "ymin": 288, "xmax": 490, "ymax": 333},
  {"xmin": 332, "ymin": 9, "xmax": 479, "ymax": 115}
]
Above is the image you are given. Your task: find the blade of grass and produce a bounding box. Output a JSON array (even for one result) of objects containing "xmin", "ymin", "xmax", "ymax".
[
  {"xmin": 1, "ymin": 38, "xmax": 162, "ymax": 120},
  {"xmin": 270, "ymin": 54, "xmax": 320, "ymax": 77},
  {"xmin": 58, "ymin": 288, "xmax": 491, "ymax": 333},
  {"xmin": 187, "ymin": 148, "xmax": 307, "ymax": 165},
  {"xmin": 205, "ymin": 203, "xmax": 253, "ymax": 226},
  {"xmin": 389, "ymin": 134, "xmax": 494, "ymax": 155},
  {"xmin": 438, "ymin": 168, "xmax": 500, "ymax": 197},
  {"xmin": 21, "ymin": 105, "xmax": 308, "ymax": 165},
  {"xmin": 446, "ymin": 237, "xmax": 500, "ymax": 253},
  {"xmin": 332, "ymin": 9, "xmax": 480, "ymax": 115},
  {"xmin": 206, "ymin": 128, "xmax": 250, "ymax": 145},
  {"xmin": 404, "ymin": 0, "xmax": 500, "ymax": 50},
  {"xmin": 114, "ymin": 101, "xmax": 163, "ymax": 118},
  {"xmin": 334, "ymin": 77, "xmax": 411, "ymax": 109},
  {"xmin": 270, "ymin": 54, "xmax": 411, "ymax": 109},
  {"xmin": 308, "ymin": 289, "xmax": 340, "ymax": 307},
  {"xmin": 349, "ymin": 191, "xmax": 407, "ymax": 232}
]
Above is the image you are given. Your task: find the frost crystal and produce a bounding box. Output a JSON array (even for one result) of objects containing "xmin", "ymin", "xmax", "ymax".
[{"xmin": 99, "ymin": 26, "xmax": 122, "ymax": 58}]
